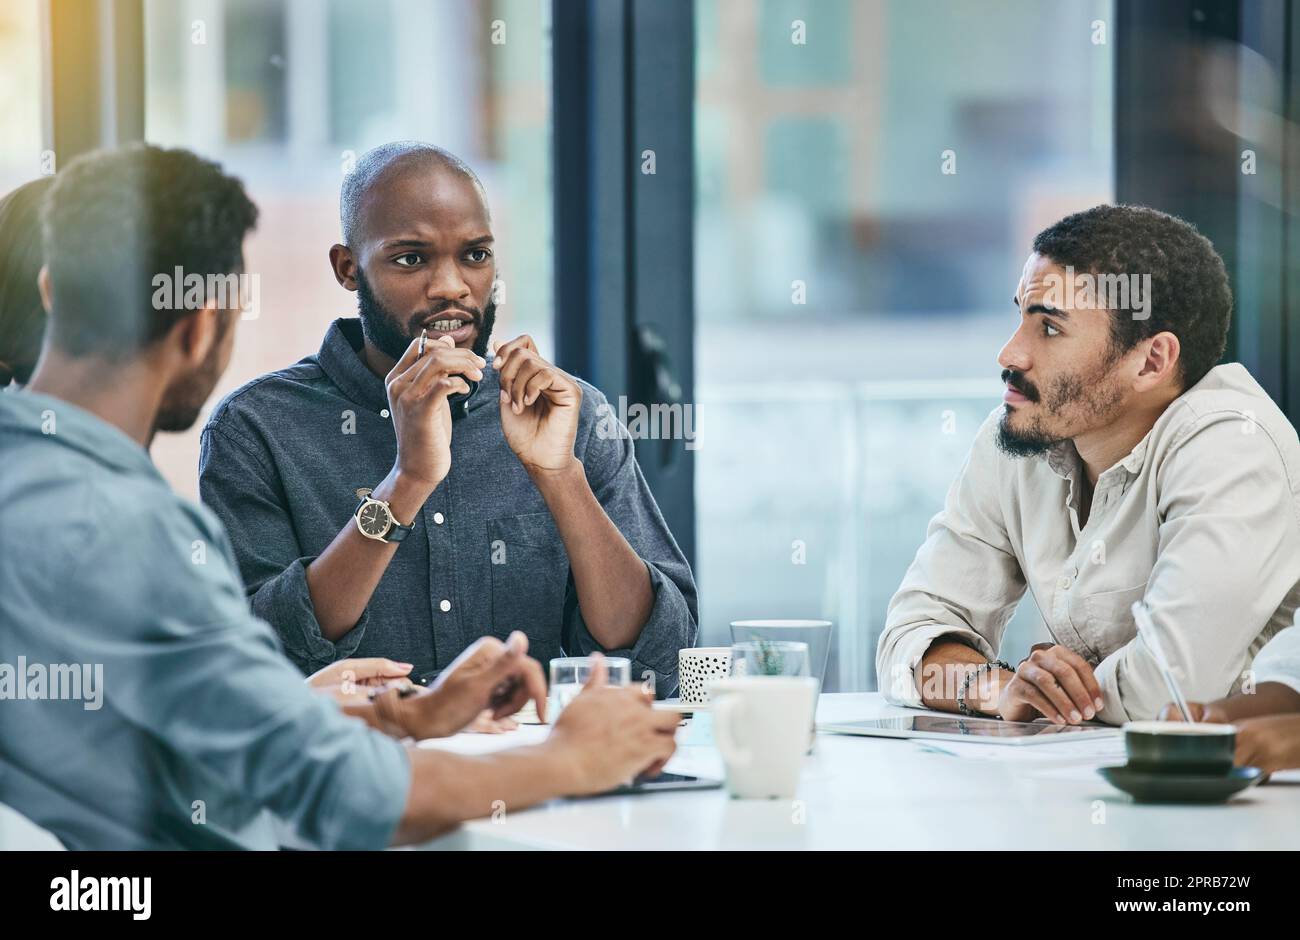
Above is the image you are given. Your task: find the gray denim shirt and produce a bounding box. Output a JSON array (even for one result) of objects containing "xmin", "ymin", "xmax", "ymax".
[
  {"xmin": 0, "ymin": 390, "xmax": 409, "ymax": 850},
  {"xmin": 199, "ymin": 318, "xmax": 696, "ymax": 694}
]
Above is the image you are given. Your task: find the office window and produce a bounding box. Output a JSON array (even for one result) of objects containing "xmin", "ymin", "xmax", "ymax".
[
  {"xmin": 327, "ymin": 0, "xmax": 394, "ymax": 146},
  {"xmin": 694, "ymin": 0, "xmax": 1114, "ymax": 690},
  {"xmin": 225, "ymin": 0, "xmax": 288, "ymax": 143},
  {"xmin": 0, "ymin": 0, "xmax": 45, "ymax": 192},
  {"xmin": 143, "ymin": 0, "xmax": 554, "ymax": 500}
]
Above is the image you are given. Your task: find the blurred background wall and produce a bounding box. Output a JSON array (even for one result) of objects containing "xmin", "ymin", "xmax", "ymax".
[{"xmin": 6, "ymin": 0, "xmax": 1297, "ymax": 692}]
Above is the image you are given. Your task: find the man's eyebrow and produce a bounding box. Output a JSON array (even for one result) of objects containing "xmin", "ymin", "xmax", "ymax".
[
  {"xmin": 1024, "ymin": 302, "xmax": 1068, "ymax": 319},
  {"xmin": 379, "ymin": 234, "xmax": 495, "ymax": 250}
]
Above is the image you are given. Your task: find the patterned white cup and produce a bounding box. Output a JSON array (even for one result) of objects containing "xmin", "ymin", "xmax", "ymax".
[{"xmin": 678, "ymin": 647, "xmax": 733, "ymax": 706}]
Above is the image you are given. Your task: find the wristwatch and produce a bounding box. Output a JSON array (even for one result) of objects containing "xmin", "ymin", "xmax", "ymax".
[{"xmin": 353, "ymin": 487, "xmax": 415, "ymax": 543}]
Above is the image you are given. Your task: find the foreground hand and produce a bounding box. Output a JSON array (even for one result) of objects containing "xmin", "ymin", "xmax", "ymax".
[
  {"xmin": 546, "ymin": 654, "xmax": 680, "ymax": 794},
  {"xmin": 493, "ymin": 335, "xmax": 581, "ymax": 472},
  {"xmin": 307, "ymin": 658, "xmax": 414, "ymax": 704},
  {"xmin": 998, "ymin": 644, "xmax": 1104, "ymax": 725},
  {"xmin": 465, "ymin": 709, "xmax": 520, "ymax": 734},
  {"xmin": 1158, "ymin": 700, "xmax": 1230, "ymax": 724},
  {"xmin": 395, "ymin": 632, "xmax": 547, "ymax": 739},
  {"xmin": 1234, "ymin": 714, "xmax": 1300, "ymax": 774}
]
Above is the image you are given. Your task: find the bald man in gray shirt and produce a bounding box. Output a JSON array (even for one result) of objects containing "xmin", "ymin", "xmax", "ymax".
[
  {"xmin": 199, "ymin": 142, "xmax": 696, "ymax": 693},
  {"xmin": 0, "ymin": 143, "xmax": 678, "ymax": 850}
]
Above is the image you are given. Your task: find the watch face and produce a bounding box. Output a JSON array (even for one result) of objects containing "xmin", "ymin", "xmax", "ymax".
[{"xmin": 357, "ymin": 500, "xmax": 391, "ymax": 538}]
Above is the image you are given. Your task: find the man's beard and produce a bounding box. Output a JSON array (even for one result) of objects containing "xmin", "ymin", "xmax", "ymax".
[
  {"xmin": 156, "ymin": 323, "xmax": 228, "ymax": 433},
  {"xmin": 355, "ymin": 267, "xmax": 496, "ymax": 361},
  {"xmin": 156, "ymin": 384, "xmax": 211, "ymax": 433},
  {"xmin": 995, "ymin": 356, "xmax": 1125, "ymax": 458}
]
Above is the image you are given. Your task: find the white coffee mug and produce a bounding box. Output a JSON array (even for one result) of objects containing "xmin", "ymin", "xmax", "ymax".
[
  {"xmin": 710, "ymin": 676, "xmax": 818, "ymax": 799},
  {"xmin": 678, "ymin": 647, "xmax": 732, "ymax": 706}
]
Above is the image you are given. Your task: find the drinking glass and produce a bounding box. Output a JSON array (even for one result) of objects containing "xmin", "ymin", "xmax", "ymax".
[
  {"xmin": 729, "ymin": 640, "xmax": 810, "ymax": 679},
  {"xmin": 548, "ymin": 656, "xmax": 632, "ymax": 719},
  {"xmin": 730, "ymin": 620, "xmax": 832, "ymax": 691}
]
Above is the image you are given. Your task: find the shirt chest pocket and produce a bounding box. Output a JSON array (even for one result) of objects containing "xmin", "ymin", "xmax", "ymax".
[
  {"xmin": 1073, "ymin": 580, "xmax": 1148, "ymax": 661},
  {"xmin": 487, "ymin": 512, "xmax": 570, "ymax": 641}
]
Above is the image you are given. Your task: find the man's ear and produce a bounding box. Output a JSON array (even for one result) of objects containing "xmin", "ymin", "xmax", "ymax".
[
  {"xmin": 1137, "ymin": 331, "xmax": 1182, "ymax": 390},
  {"xmin": 329, "ymin": 244, "xmax": 359, "ymax": 291},
  {"xmin": 172, "ymin": 300, "xmax": 224, "ymax": 368},
  {"xmin": 37, "ymin": 265, "xmax": 52, "ymax": 313}
]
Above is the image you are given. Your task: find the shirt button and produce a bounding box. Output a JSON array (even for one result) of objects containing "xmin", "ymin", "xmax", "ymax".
[
  {"xmin": 380, "ymin": 408, "xmax": 390, "ymax": 418},
  {"xmin": 439, "ymin": 599, "xmax": 451, "ymax": 612},
  {"xmin": 1059, "ymin": 576, "xmax": 1072, "ymax": 590},
  {"xmin": 433, "ymin": 512, "xmax": 445, "ymax": 525}
]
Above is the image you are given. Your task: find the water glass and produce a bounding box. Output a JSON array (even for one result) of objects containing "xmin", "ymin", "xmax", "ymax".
[
  {"xmin": 548, "ymin": 656, "xmax": 632, "ymax": 719},
  {"xmin": 729, "ymin": 640, "xmax": 810, "ymax": 678},
  {"xmin": 730, "ymin": 620, "xmax": 832, "ymax": 691}
]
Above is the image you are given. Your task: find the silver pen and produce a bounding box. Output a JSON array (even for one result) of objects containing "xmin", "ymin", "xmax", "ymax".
[{"xmin": 1131, "ymin": 600, "xmax": 1194, "ymax": 722}]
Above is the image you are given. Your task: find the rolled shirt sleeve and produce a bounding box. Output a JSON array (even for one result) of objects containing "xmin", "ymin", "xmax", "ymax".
[
  {"xmin": 1092, "ymin": 416, "xmax": 1300, "ymax": 724},
  {"xmin": 74, "ymin": 492, "xmax": 409, "ymax": 850},
  {"xmin": 566, "ymin": 388, "xmax": 699, "ymax": 696},
  {"xmin": 1251, "ymin": 623, "xmax": 1300, "ymax": 696},
  {"xmin": 200, "ymin": 423, "xmax": 369, "ymax": 673},
  {"xmin": 877, "ymin": 411, "xmax": 1027, "ymax": 706}
]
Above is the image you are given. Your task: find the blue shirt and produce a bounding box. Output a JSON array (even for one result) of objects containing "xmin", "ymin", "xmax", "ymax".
[
  {"xmin": 198, "ymin": 318, "xmax": 697, "ymax": 691},
  {"xmin": 0, "ymin": 390, "xmax": 410, "ymax": 849}
]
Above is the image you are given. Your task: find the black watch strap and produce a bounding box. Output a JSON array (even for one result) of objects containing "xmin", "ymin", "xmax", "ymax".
[{"xmin": 385, "ymin": 519, "xmax": 414, "ymax": 543}]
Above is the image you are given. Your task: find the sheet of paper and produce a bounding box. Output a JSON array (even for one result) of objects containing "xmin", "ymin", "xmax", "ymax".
[
  {"xmin": 915, "ymin": 737, "xmax": 1129, "ymax": 785},
  {"xmin": 415, "ymin": 722, "xmax": 551, "ymax": 755},
  {"xmin": 914, "ymin": 736, "xmax": 1127, "ymax": 764}
]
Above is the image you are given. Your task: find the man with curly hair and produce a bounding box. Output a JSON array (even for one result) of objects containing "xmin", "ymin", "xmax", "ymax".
[{"xmin": 878, "ymin": 204, "xmax": 1300, "ymax": 726}]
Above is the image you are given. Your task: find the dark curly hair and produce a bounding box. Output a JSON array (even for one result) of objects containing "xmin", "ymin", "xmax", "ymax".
[
  {"xmin": 41, "ymin": 143, "xmax": 258, "ymax": 359},
  {"xmin": 0, "ymin": 176, "xmax": 53, "ymax": 385},
  {"xmin": 1031, "ymin": 204, "xmax": 1231, "ymax": 389}
]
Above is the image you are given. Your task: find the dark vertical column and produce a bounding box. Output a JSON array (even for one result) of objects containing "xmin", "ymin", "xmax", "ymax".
[
  {"xmin": 1283, "ymin": 0, "xmax": 1300, "ymax": 419},
  {"xmin": 1114, "ymin": 1, "xmax": 1250, "ymax": 379},
  {"xmin": 552, "ymin": 0, "xmax": 696, "ymax": 565}
]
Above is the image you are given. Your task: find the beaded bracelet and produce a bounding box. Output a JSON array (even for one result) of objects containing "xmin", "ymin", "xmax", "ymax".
[{"xmin": 957, "ymin": 659, "xmax": 1012, "ymax": 716}]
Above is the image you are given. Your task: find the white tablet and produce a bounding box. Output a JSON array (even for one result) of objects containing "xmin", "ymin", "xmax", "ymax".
[{"xmin": 818, "ymin": 714, "xmax": 1121, "ymax": 746}]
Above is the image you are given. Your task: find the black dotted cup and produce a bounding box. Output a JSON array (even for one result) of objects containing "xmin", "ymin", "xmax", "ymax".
[{"xmin": 678, "ymin": 648, "xmax": 733, "ymax": 705}]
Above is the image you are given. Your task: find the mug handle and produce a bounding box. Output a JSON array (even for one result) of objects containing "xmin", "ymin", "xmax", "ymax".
[{"xmin": 713, "ymin": 694, "xmax": 753, "ymax": 769}]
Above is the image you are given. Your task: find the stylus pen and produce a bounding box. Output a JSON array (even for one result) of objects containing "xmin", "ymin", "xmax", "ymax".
[{"xmin": 1131, "ymin": 600, "xmax": 1194, "ymax": 722}]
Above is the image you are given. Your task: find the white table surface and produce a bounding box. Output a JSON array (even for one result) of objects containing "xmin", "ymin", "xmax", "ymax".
[{"xmin": 415, "ymin": 693, "xmax": 1300, "ymax": 851}]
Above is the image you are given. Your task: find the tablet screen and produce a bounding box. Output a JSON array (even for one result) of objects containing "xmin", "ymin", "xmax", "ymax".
[{"xmin": 834, "ymin": 715, "xmax": 1106, "ymax": 738}]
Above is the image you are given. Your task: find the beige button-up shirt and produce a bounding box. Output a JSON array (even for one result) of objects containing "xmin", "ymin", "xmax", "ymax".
[
  {"xmin": 1253, "ymin": 622, "xmax": 1300, "ymax": 696},
  {"xmin": 877, "ymin": 364, "xmax": 1300, "ymax": 724}
]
